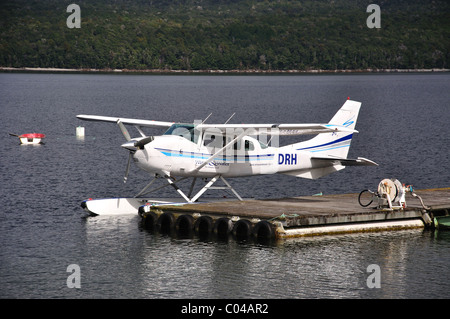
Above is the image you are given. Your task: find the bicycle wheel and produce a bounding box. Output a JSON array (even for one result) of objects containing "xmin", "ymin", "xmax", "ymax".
[{"xmin": 358, "ymin": 189, "xmax": 374, "ymax": 207}]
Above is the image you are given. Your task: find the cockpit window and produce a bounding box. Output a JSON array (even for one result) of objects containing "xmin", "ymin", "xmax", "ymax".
[
  {"xmin": 245, "ymin": 140, "xmax": 255, "ymax": 151},
  {"xmin": 163, "ymin": 124, "xmax": 198, "ymax": 143}
]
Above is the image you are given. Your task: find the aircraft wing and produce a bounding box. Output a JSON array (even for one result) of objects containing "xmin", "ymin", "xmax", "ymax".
[
  {"xmin": 76, "ymin": 115, "xmax": 174, "ymax": 128},
  {"xmin": 76, "ymin": 116, "xmax": 356, "ymax": 135},
  {"xmin": 311, "ymin": 156, "xmax": 378, "ymax": 166},
  {"xmin": 198, "ymin": 123, "xmax": 358, "ymax": 135}
]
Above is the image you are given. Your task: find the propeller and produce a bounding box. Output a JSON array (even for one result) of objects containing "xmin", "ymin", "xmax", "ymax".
[
  {"xmin": 134, "ymin": 136, "xmax": 154, "ymax": 149},
  {"xmin": 117, "ymin": 120, "xmax": 134, "ymax": 183},
  {"xmin": 122, "ymin": 137, "xmax": 154, "ymax": 183},
  {"xmin": 117, "ymin": 120, "xmax": 155, "ymax": 183},
  {"xmin": 117, "ymin": 120, "xmax": 131, "ymax": 141},
  {"xmin": 124, "ymin": 152, "xmax": 133, "ymax": 183}
]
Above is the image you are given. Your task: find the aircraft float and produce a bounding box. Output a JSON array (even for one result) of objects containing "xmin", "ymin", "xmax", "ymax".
[{"xmin": 77, "ymin": 98, "xmax": 377, "ymax": 215}]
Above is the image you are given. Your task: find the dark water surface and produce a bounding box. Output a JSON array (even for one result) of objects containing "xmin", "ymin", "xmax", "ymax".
[{"xmin": 0, "ymin": 73, "xmax": 449, "ymax": 299}]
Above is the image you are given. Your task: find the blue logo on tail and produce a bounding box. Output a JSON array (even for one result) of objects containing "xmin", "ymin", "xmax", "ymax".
[{"xmin": 343, "ymin": 117, "xmax": 355, "ymax": 127}]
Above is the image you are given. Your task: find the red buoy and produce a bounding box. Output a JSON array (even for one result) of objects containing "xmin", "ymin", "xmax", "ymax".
[
  {"xmin": 18, "ymin": 133, "xmax": 46, "ymax": 139},
  {"xmin": 15, "ymin": 133, "xmax": 46, "ymax": 144}
]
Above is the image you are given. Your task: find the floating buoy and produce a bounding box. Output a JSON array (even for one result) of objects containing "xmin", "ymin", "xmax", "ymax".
[
  {"xmin": 194, "ymin": 216, "xmax": 214, "ymax": 236},
  {"xmin": 252, "ymin": 220, "xmax": 274, "ymax": 239},
  {"xmin": 141, "ymin": 211, "xmax": 158, "ymax": 230},
  {"xmin": 213, "ymin": 217, "xmax": 233, "ymax": 237},
  {"xmin": 175, "ymin": 214, "xmax": 195, "ymax": 236},
  {"xmin": 76, "ymin": 126, "xmax": 85, "ymax": 138},
  {"xmin": 157, "ymin": 212, "xmax": 175, "ymax": 234},
  {"xmin": 232, "ymin": 219, "xmax": 253, "ymax": 238}
]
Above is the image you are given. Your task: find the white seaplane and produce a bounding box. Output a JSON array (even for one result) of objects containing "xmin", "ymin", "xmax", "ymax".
[{"xmin": 77, "ymin": 98, "xmax": 377, "ymax": 215}]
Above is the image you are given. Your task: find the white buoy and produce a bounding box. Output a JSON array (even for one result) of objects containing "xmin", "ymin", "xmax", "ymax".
[{"xmin": 76, "ymin": 126, "xmax": 85, "ymax": 139}]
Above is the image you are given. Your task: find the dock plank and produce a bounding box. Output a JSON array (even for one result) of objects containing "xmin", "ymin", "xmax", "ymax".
[
  {"xmin": 161, "ymin": 189, "xmax": 448, "ymax": 218},
  {"xmin": 145, "ymin": 188, "xmax": 450, "ymax": 238}
]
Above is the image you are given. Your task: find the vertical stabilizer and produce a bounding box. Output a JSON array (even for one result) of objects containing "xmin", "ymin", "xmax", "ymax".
[{"xmin": 292, "ymin": 99, "xmax": 361, "ymax": 158}]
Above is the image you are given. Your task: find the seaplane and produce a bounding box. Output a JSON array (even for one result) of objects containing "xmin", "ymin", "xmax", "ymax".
[{"xmin": 77, "ymin": 98, "xmax": 377, "ymax": 215}]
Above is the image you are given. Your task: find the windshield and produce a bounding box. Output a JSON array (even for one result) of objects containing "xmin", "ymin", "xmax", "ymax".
[{"xmin": 163, "ymin": 124, "xmax": 198, "ymax": 143}]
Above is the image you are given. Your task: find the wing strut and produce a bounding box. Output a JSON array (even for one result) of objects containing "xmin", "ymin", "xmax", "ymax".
[
  {"xmin": 134, "ymin": 175, "xmax": 243, "ymax": 202},
  {"xmin": 189, "ymin": 175, "xmax": 243, "ymax": 202},
  {"xmin": 190, "ymin": 130, "xmax": 250, "ymax": 173}
]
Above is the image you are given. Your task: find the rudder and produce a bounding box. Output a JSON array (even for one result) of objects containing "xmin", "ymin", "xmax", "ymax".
[{"xmin": 292, "ymin": 99, "xmax": 361, "ymax": 158}]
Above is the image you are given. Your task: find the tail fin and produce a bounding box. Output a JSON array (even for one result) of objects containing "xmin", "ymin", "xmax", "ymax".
[{"xmin": 292, "ymin": 99, "xmax": 361, "ymax": 158}]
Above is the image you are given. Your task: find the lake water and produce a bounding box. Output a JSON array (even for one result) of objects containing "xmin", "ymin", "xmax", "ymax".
[{"xmin": 0, "ymin": 73, "xmax": 449, "ymax": 301}]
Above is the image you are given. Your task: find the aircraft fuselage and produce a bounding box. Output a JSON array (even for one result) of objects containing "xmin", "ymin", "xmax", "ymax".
[{"xmin": 133, "ymin": 135, "xmax": 313, "ymax": 178}]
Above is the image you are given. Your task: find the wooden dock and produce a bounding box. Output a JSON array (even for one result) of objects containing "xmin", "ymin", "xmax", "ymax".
[{"xmin": 139, "ymin": 188, "xmax": 450, "ymax": 240}]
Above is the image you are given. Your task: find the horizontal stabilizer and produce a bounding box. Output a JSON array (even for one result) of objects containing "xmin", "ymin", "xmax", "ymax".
[
  {"xmin": 282, "ymin": 166, "xmax": 345, "ymax": 179},
  {"xmin": 311, "ymin": 156, "xmax": 378, "ymax": 167},
  {"xmin": 282, "ymin": 156, "xmax": 377, "ymax": 179}
]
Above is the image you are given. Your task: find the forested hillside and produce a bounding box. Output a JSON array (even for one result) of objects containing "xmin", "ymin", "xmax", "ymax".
[{"xmin": 1, "ymin": 0, "xmax": 449, "ymax": 71}]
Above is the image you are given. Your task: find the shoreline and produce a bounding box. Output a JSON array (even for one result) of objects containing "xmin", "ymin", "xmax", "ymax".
[{"xmin": 1, "ymin": 66, "xmax": 449, "ymax": 74}]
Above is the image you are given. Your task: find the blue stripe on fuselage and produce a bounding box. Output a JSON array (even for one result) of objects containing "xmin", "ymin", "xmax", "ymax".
[
  {"xmin": 155, "ymin": 148, "xmax": 274, "ymax": 162},
  {"xmin": 296, "ymin": 134, "xmax": 352, "ymax": 152}
]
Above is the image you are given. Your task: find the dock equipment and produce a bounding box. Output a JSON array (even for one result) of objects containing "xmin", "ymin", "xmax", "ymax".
[{"xmin": 138, "ymin": 187, "xmax": 450, "ymax": 240}]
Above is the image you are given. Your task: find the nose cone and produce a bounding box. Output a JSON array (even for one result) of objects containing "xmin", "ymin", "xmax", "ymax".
[
  {"xmin": 121, "ymin": 136, "xmax": 154, "ymax": 152},
  {"xmin": 121, "ymin": 141, "xmax": 137, "ymax": 151}
]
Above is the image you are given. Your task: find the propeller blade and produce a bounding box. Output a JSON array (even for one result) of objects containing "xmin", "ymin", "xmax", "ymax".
[
  {"xmin": 134, "ymin": 136, "xmax": 154, "ymax": 149},
  {"xmin": 124, "ymin": 152, "xmax": 133, "ymax": 183},
  {"xmin": 117, "ymin": 120, "xmax": 131, "ymax": 141}
]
